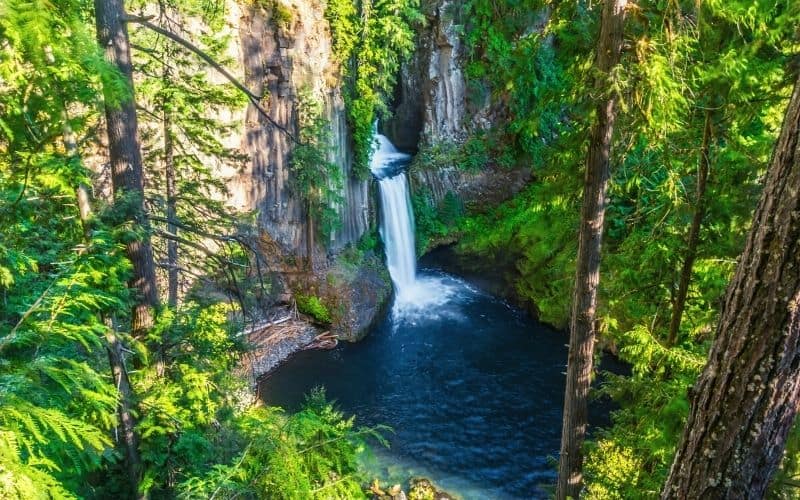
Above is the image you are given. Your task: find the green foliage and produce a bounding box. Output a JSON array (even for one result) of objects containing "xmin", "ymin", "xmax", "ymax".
[
  {"xmin": 0, "ymin": 1, "xmax": 130, "ymax": 496},
  {"xmin": 583, "ymin": 441, "xmax": 643, "ymax": 500},
  {"xmin": 410, "ymin": 188, "xmax": 465, "ymax": 255},
  {"xmin": 459, "ymin": 0, "xmax": 800, "ymax": 495},
  {"xmin": 458, "ymin": 178, "xmax": 579, "ymax": 326},
  {"xmin": 297, "ymin": 294, "xmax": 333, "ymax": 325},
  {"xmin": 0, "ymin": 1, "xmax": 383, "ymax": 498},
  {"xmin": 290, "ymin": 88, "xmax": 344, "ymax": 246},
  {"xmin": 337, "ymin": 230, "xmax": 381, "ymax": 274},
  {"xmin": 179, "ymin": 388, "xmax": 383, "ymax": 499},
  {"xmin": 131, "ymin": 303, "xmax": 244, "ymax": 494},
  {"xmin": 770, "ymin": 422, "xmax": 800, "ymax": 498},
  {"xmin": 128, "ymin": 0, "xmax": 253, "ymax": 300},
  {"xmin": 252, "ymin": 0, "xmax": 295, "ymax": 31},
  {"xmin": 324, "ymin": 0, "xmax": 423, "ymax": 177},
  {"xmin": 411, "ymin": 133, "xmax": 502, "ymax": 173}
]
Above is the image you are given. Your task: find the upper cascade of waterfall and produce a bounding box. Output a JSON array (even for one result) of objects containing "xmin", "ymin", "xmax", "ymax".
[
  {"xmin": 370, "ymin": 125, "xmax": 411, "ymax": 179},
  {"xmin": 370, "ymin": 127, "xmax": 459, "ymax": 317},
  {"xmin": 370, "ymin": 127, "xmax": 416, "ymax": 294}
]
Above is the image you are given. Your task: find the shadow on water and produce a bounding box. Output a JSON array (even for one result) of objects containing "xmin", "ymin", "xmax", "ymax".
[{"xmin": 259, "ymin": 255, "xmax": 625, "ymax": 499}]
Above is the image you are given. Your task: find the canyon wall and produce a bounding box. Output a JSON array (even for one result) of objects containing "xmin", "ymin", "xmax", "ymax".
[
  {"xmin": 225, "ymin": 0, "xmax": 371, "ymax": 262},
  {"xmin": 384, "ymin": 0, "xmax": 529, "ymax": 212}
]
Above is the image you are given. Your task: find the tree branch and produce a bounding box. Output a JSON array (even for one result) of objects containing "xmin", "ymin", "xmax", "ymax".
[{"xmin": 124, "ymin": 14, "xmax": 299, "ymax": 144}]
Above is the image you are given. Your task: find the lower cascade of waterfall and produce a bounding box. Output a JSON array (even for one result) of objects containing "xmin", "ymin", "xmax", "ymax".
[{"xmin": 369, "ymin": 131, "xmax": 456, "ymax": 315}]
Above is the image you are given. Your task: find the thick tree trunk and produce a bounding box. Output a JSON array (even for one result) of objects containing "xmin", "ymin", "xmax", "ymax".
[
  {"xmin": 667, "ymin": 111, "xmax": 712, "ymax": 346},
  {"xmin": 95, "ymin": 0, "xmax": 159, "ymax": 336},
  {"xmin": 662, "ymin": 76, "xmax": 800, "ymax": 499},
  {"xmin": 556, "ymin": 1, "xmax": 627, "ymax": 498}
]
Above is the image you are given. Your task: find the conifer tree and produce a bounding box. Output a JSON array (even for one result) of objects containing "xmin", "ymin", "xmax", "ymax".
[
  {"xmin": 556, "ymin": 1, "xmax": 627, "ymax": 497},
  {"xmin": 129, "ymin": 0, "xmax": 245, "ymax": 308},
  {"xmin": 662, "ymin": 71, "xmax": 800, "ymax": 500},
  {"xmin": 94, "ymin": 0, "xmax": 159, "ymax": 336},
  {"xmin": 94, "ymin": 0, "xmax": 158, "ymax": 492}
]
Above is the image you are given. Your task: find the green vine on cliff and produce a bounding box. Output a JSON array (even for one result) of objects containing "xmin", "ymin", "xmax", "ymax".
[{"xmin": 324, "ymin": 0, "xmax": 423, "ymax": 179}]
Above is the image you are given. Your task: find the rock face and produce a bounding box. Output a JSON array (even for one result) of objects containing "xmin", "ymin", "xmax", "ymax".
[
  {"xmin": 410, "ymin": 163, "xmax": 532, "ymax": 212},
  {"xmin": 211, "ymin": 0, "xmax": 389, "ymax": 343},
  {"xmin": 385, "ymin": 0, "xmax": 530, "ymax": 230},
  {"xmin": 230, "ymin": 0, "xmax": 370, "ymax": 260},
  {"xmin": 384, "ymin": 0, "xmax": 469, "ymax": 151}
]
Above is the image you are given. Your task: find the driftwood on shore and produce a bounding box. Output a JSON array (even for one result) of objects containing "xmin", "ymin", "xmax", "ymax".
[
  {"xmin": 303, "ymin": 331, "xmax": 338, "ymax": 350},
  {"xmin": 238, "ymin": 304, "xmax": 340, "ymax": 385}
]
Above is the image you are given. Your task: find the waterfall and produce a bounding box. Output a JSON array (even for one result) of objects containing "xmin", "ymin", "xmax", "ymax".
[
  {"xmin": 371, "ymin": 127, "xmax": 459, "ymax": 316},
  {"xmin": 370, "ymin": 131, "xmax": 417, "ymax": 296}
]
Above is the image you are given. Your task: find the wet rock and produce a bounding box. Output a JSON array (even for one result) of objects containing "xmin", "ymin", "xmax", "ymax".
[
  {"xmin": 321, "ymin": 249, "xmax": 392, "ymax": 342},
  {"xmin": 408, "ymin": 478, "xmax": 455, "ymax": 500}
]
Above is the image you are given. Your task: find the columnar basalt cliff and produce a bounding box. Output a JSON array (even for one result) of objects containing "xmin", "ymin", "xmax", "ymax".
[
  {"xmin": 229, "ymin": 0, "xmax": 370, "ymax": 260},
  {"xmin": 384, "ymin": 0, "xmax": 529, "ymax": 215},
  {"xmin": 384, "ymin": 0, "xmax": 470, "ymax": 151},
  {"xmin": 210, "ymin": 0, "xmax": 389, "ymax": 345}
]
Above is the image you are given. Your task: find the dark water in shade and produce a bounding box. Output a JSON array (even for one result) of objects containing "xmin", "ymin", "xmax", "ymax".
[{"xmin": 259, "ymin": 266, "xmax": 616, "ymax": 499}]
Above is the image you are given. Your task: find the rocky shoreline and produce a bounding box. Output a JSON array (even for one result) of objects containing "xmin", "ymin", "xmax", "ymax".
[
  {"xmin": 370, "ymin": 478, "xmax": 455, "ymax": 500},
  {"xmin": 242, "ymin": 248, "xmax": 392, "ymax": 383}
]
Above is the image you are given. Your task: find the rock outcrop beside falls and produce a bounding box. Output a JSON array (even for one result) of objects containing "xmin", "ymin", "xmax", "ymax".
[
  {"xmin": 219, "ymin": 0, "xmax": 391, "ymax": 362},
  {"xmin": 383, "ymin": 0, "xmax": 532, "ymax": 249}
]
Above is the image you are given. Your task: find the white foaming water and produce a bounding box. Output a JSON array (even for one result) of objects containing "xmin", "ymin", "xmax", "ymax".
[{"xmin": 370, "ymin": 130, "xmax": 460, "ymax": 317}]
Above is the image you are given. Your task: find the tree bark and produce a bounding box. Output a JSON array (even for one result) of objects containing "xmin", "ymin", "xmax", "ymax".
[
  {"xmin": 61, "ymin": 107, "xmax": 94, "ymax": 242},
  {"xmin": 556, "ymin": 1, "xmax": 627, "ymax": 498},
  {"xmin": 163, "ymin": 86, "xmax": 178, "ymax": 308},
  {"xmin": 667, "ymin": 111, "xmax": 712, "ymax": 346},
  {"xmin": 662, "ymin": 75, "xmax": 800, "ymax": 499},
  {"xmin": 95, "ymin": 0, "xmax": 159, "ymax": 336}
]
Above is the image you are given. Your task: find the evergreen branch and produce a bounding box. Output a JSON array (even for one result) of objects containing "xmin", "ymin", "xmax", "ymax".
[
  {"xmin": 123, "ymin": 15, "xmax": 299, "ymax": 144},
  {"xmin": 148, "ymin": 215, "xmax": 273, "ymax": 274},
  {"xmin": 1, "ymin": 272, "xmax": 63, "ymax": 353}
]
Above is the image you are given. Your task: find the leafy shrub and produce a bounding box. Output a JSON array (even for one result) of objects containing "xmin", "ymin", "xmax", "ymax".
[
  {"xmin": 584, "ymin": 441, "xmax": 644, "ymax": 500},
  {"xmin": 179, "ymin": 388, "xmax": 386, "ymax": 499},
  {"xmin": 249, "ymin": 0, "xmax": 294, "ymax": 31}
]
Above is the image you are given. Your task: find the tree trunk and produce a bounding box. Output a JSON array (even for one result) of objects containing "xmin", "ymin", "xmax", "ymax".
[
  {"xmin": 667, "ymin": 111, "xmax": 712, "ymax": 346},
  {"xmin": 306, "ymin": 201, "xmax": 315, "ymax": 271},
  {"xmin": 95, "ymin": 0, "xmax": 159, "ymax": 336},
  {"xmin": 60, "ymin": 107, "xmax": 94, "ymax": 242},
  {"xmin": 105, "ymin": 326, "xmax": 144, "ymax": 498},
  {"xmin": 163, "ymin": 101, "xmax": 178, "ymax": 308},
  {"xmin": 159, "ymin": 4, "xmax": 179, "ymax": 309},
  {"xmin": 556, "ymin": 1, "xmax": 627, "ymax": 498},
  {"xmin": 662, "ymin": 75, "xmax": 800, "ymax": 499}
]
